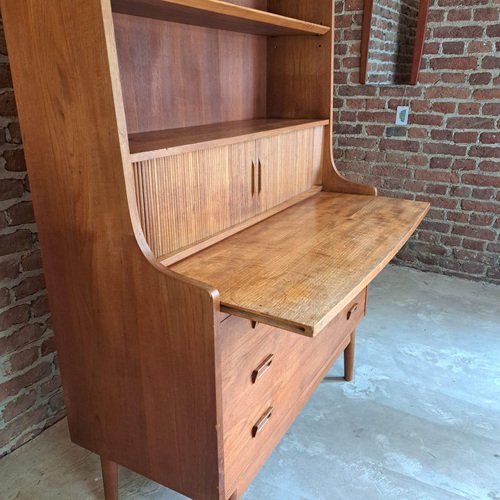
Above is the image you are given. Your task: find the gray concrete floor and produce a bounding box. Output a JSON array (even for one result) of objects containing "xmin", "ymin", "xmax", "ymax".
[{"xmin": 1, "ymin": 265, "xmax": 499, "ymax": 500}]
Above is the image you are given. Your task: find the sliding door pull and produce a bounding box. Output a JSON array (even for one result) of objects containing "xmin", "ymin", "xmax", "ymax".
[
  {"xmin": 258, "ymin": 159, "xmax": 262, "ymax": 194},
  {"xmin": 251, "ymin": 160, "xmax": 256, "ymax": 196}
]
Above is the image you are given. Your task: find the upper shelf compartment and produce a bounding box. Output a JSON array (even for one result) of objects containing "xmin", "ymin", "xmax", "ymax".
[{"xmin": 111, "ymin": 0, "xmax": 331, "ymax": 36}]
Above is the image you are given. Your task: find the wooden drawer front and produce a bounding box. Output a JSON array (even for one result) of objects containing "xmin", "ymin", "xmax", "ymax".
[
  {"xmin": 221, "ymin": 288, "xmax": 367, "ymax": 495},
  {"xmin": 220, "ymin": 319, "xmax": 290, "ymax": 435}
]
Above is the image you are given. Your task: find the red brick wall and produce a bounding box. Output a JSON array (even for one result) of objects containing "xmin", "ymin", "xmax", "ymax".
[
  {"xmin": 0, "ymin": 20, "xmax": 64, "ymax": 457},
  {"xmin": 334, "ymin": 0, "xmax": 500, "ymax": 283}
]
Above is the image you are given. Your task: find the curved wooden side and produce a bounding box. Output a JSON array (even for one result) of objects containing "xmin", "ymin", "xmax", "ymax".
[
  {"xmin": 1, "ymin": 1, "xmax": 225, "ymax": 498},
  {"xmin": 323, "ymin": 156, "xmax": 378, "ymax": 196}
]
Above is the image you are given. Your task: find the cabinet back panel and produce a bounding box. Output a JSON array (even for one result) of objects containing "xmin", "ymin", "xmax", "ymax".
[
  {"xmin": 267, "ymin": 0, "xmax": 332, "ymax": 119},
  {"xmin": 114, "ymin": 13, "xmax": 267, "ymax": 134},
  {"xmin": 227, "ymin": 0, "xmax": 268, "ymax": 8}
]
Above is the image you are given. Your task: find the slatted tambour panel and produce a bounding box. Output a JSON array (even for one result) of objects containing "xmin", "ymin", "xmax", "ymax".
[
  {"xmin": 134, "ymin": 146, "xmax": 233, "ymax": 257},
  {"xmin": 259, "ymin": 128, "xmax": 317, "ymax": 210},
  {"xmin": 133, "ymin": 127, "xmax": 326, "ymax": 260}
]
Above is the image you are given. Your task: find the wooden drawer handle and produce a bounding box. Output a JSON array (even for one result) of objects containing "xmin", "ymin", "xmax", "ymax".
[
  {"xmin": 252, "ymin": 407, "xmax": 273, "ymax": 438},
  {"xmin": 347, "ymin": 303, "xmax": 359, "ymax": 320},
  {"xmin": 252, "ymin": 354, "xmax": 274, "ymax": 383}
]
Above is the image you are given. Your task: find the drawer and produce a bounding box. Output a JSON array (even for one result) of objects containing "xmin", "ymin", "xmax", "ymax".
[
  {"xmin": 220, "ymin": 288, "xmax": 367, "ymax": 495},
  {"xmin": 220, "ymin": 319, "xmax": 291, "ymax": 434}
]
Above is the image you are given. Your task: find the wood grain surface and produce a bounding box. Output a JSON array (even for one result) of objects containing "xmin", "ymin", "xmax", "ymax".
[
  {"xmin": 2, "ymin": 0, "xmax": 427, "ymax": 498},
  {"xmin": 172, "ymin": 192, "xmax": 429, "ymax": 336},
  {"xmin": 128, "ymin": 118, "xmax": 329, "ymax": 161},
  {"xmin": 114, "ymin": 13, "xmax": 268, "ymax": 134},
  {"xmin": 134, "ymin": 127, "xmax": 325, "ymax": 260},
  {"xmin": 1, "ymin": 1, "xmax": 225, "ymax": 498},
  {"xmin": 111, "ymin": 0, "xmax": 331, "ymax": 36},
  {"xmin": 159, "ymin": 187, "xmax": 322, "ymax": 266},
  {"xmin": 220, "ymin": 289, "xmax": 366, "ymax": 494}
]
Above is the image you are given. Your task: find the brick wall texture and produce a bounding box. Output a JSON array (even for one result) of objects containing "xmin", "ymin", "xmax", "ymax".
[
  {"xmin": 0, "ymin": 19, "xmax": 64, "ymax": 458},
  {"xmin": 0, "ymin": 0, "xmax": 499, "ymax": 457},
  {"xmin": 334, "ymin": 0, "xmax": 500, "ymax": 284},
  {"xmin": 368, "ymin": 0, "xmax": 419, "ymax": 84}
]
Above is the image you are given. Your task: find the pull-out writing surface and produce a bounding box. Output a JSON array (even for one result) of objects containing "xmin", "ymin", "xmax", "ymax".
[{"xmin": 171, "ymin": 192, "xmax": 429, "ymax": 336}]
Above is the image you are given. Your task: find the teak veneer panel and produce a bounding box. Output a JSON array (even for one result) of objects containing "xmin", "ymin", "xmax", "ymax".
[
  {"xmin": 114, "ymin": 13, "xmax": 268, "ymax": 134},
  {"xmin": 220, "ymin": 289, "xmax": 366, "ymax": 493},
  {"xmin": 134, "ymin": 126, "xmax": 325, "ymax": 261},
  {"xmin": 172, "ymin": 192, "xmax": 429, "ymax": 336},
  {"xmin": 1, "ymin": 1, "xmax": 223, "ymax": 499},
  {"xmin": 159, "ymin": 187, "xmax": 322, "ymax": 266},
  {"xmin": 129, "ymin": 118, "xmax": 329, "ymax": 161},
  {"xmin": 111, "ymin": 0, "xmax": 331, "ymax": 36}
]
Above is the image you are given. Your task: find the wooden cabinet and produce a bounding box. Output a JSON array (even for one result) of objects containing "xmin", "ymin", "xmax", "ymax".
[{"xmin": 2, "ymin": 1, "xmax": 429, "ymax": 499}]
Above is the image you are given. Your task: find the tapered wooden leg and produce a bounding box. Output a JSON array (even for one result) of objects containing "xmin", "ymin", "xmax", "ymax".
[
  {"xmin": 344, "ymin": 330, "xmax": 356, "ymax": 381},
  {"xmin": 101, "ymin": 457, "xmax": 118, "ymax": 500}
]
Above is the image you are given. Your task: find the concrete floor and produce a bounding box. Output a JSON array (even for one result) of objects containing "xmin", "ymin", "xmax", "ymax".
[{"xmin": 1, "ymin": 265, "xmax": 499, "ymax": 500}]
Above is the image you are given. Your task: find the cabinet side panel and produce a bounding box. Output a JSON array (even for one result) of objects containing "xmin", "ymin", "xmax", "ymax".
[{"xmin": 1, "ymin": 1, "xmax": 224, "ymax": 498}]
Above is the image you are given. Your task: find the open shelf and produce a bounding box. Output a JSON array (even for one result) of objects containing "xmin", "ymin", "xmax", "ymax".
[
  {"xmin": 111, "ymin": 0, "xmax": 330, "ymax": 36},
  {"xmin": 171, "ymin": 192, "xmax": 429, "ymax": 336},
  {"xmin": 129, "ymin": 118, "xmax": 329, "ymax": 161}
]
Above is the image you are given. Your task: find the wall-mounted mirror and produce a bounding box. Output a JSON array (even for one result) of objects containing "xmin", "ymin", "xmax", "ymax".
[{"xmin": 360, "ymin": 0, "xmax": 430, "ymax": 85}]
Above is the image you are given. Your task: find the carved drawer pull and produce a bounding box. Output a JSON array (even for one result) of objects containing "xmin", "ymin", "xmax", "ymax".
[
  {"xmin": 252, "ymin": 407, "xmax": 273, "ymax": 438},
  {"xmin": 252, "ymin": 354, "xmax": 274, "ymax": 383},
  {"xmin": 347, "ymin": 303, "xmax": 359, "ymax": 320}
]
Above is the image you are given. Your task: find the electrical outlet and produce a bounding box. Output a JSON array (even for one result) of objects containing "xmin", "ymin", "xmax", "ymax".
[{"xmin": 395, "ymin": 106, "xmax": 410, "ymax": 126}]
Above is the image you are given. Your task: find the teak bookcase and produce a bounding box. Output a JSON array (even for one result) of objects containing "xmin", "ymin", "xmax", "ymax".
[{"xmin": 1, "ymin": 1, "xmax": 429, "ymax": 498}]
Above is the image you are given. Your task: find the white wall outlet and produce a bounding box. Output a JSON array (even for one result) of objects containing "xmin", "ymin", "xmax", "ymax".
[{"xmin": 395, "ymin": 106, "xmax": 410, "ymax": 126}]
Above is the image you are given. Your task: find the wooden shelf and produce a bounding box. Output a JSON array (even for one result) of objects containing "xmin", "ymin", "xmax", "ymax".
[
  {"xmin": 129, "ymin": 118, "xmax": 329, "ymax": 162},
  {"xmin": 112, "ymin": 0, "xmax": 330, "ymax": 36},
  {"xmin": 171, "ymin": 193, "xmax": 429, "ymax": 337}
]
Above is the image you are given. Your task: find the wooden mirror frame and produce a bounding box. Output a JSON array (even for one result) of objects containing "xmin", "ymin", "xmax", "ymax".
[{"xmin": 359, "ymin": 0, "xmax": 430, "ymax": 85}]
